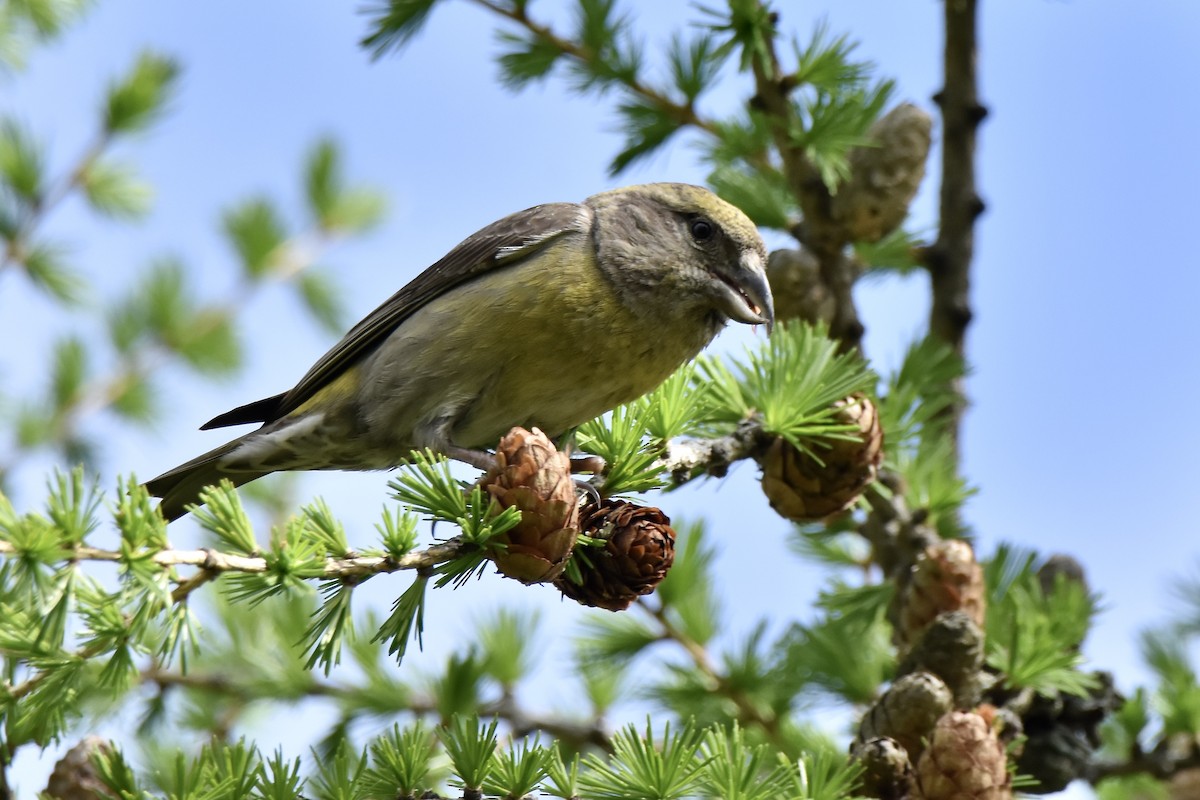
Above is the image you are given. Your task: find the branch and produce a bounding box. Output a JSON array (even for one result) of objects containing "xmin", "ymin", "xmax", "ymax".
[
  {"xmin": 927, "ymin": 0, "xmax": 985, "ymax": 454},
  {"xmin": 487, "ymin": 693, "xmax": 612, "ymax": 752},
  {"xmin": 858, "ymin": 472, "xmax": 939, "ymax": 580},
  {"xmin": 658, "ymin": 419, "xmax": 775, "ymax": 485},
  {"xmin": 0, "ymin": 538, "xmax": 470, "ymax": 702},
  {"xmin": 638, "ymin": 599, "xmax": 784, "ymax": 747},
  {"xmin": 466, "ymin": 0, "xmax": 785, "ymax": 183},
  {"xmin": 470, "ymin": 0, "xmax": 717, "ymax": 134},
  {"xmin": 742, "ymin": 12, "xmax": 864, "ymax": 351},
  {"xmin": 141, "ymin": 664, "xmax": 612, "ymax": 752},
  {"xmin": 0, "ymin": 134, "xmax": 108, "ymax": 278},
  {"xmin": 1086, "ymin": 742, "xmax": 1200, "ymax": 785},
  {"xmin": 0, "ymin": 537, "xmax": 469, "ymax": 580}
]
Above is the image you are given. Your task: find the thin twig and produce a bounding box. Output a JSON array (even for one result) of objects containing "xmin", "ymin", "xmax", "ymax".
[
  {"xmin": 141, "ymin": 665, "xmax": 613, "ymax": 752},
  {"xmin": 470, "ymin": 0, "xmax": 713, "ymax": 132},
  {"xmin": 639, "ymin": 599, "xmax": 784, "ymax": 746},
  {"xmin": 466, "ymin": 0, "xmax": 779, "ymax": 177},
  {"xmin": 0, "ymin": 228, "xmax": 344, "ymax": 483},
  {"xmin": 1, "ymin": 134, "xmax": 108, "ymax": 277},
  {"xmin": 3, "ymin": 640, "xmax": 109, "ymax": 702}
]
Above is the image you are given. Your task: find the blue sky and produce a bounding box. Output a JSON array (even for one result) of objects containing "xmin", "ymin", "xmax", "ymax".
[{"xmin": 4, "ymin": 1, "xmax": 1200, "ymax": 797}]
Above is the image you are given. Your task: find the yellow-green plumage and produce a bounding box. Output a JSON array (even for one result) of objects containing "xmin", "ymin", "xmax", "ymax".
[{"xmin": 146, "ymin": 183, "xmax": 773, "ymax": 520}]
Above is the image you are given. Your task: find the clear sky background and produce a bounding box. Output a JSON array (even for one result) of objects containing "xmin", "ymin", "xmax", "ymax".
[{"xmin": 3, "ymin": 1, "xmax": 1200, "ymax": 798}]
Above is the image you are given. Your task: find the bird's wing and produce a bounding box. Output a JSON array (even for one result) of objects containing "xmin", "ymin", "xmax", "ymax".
[{"xmin": 202, "ymin": 202, "xmax": 589, "ymax": 429}]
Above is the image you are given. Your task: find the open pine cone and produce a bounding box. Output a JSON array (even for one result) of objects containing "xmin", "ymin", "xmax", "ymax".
[
  {"xmin": 44, "ymin": 737, "xmax": 112, "ymax": 800},
  {"xmin": 759, "ymin": 392, "xmax": 883, "ymax": 521},
  {"xmin": 483, "ymin": 427, "xmax": 579, "ymax": 583},
  {"xmin": 853, "ymin": 737, "xmax": 912, "ymax": 800},
  {"xmin": 830, "ymin": 102, "xmax": 933, "ymax": 243},
  {"xmin": 1171, "ymin": 768, "xmax": 1200, "ymax": 800},
  {"xmin": 858, "ymin": 671, "xmax": 953, "ymax": 760},
  {"xmin": 912, "ymin": 710, "xmax": 1012, "ymax": 800},
  {"xmin": 554, "ymin": 499, "xmax": 676, "ymax": 611},
  {"xmin": 898, "ymin": 539, "xmax": 987, "ymax": 648}
]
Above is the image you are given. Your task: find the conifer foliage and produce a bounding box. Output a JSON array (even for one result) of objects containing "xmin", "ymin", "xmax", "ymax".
[{"xmin": 2, "ymin": 2, "xmax": 1197, "ymax": 798}]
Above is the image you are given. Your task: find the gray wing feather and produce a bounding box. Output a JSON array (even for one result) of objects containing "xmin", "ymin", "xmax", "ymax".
[{"xmin": 229, "ymin": 201, "xmax": 588, "ymax": 425}]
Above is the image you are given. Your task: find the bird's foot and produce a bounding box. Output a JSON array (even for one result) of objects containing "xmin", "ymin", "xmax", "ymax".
[
  {"xmin": 574, "ymin": 479, "xmax": 601, "ymax": 507},
  {"xmin": 555, "ymin": 430, "xmax": 605, "ymax": 475},
  {"xmin": 569, "ymin": 454, "xmax": 605, "ymax": 474}
]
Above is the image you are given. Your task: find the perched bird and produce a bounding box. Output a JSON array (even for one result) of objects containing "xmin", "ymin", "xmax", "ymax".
[{"xmin": 147, "ymin": 183, "xmax": 773, "ymax": 520}]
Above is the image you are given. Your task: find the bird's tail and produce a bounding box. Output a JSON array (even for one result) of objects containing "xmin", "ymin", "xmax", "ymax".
[{"xmin": 145, "ymin": 439, "xmax": 270, "ymax": 522}]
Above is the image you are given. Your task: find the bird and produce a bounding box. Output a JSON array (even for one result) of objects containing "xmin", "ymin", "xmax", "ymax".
[{"xmin": 146, "ymin": 183, "xmax": 774, "ymax": 520}]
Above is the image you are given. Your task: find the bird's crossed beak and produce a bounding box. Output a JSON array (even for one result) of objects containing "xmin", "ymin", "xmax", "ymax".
[{"xmin": 711, "ymin": 250, "xmax": 775, "ymax": 334}]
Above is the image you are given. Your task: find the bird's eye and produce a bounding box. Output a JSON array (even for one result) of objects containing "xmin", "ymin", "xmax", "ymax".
[{"xmin": 689, "ymin": 217, "xmax": 714, "ymax": 242}]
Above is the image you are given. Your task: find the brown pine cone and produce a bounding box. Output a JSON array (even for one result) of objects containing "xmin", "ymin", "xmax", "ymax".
[
  {"xmin": 852, "ymin": 737, "xmax": 913, "ymax": 800},
  {"xmin": 912, "ymin": 711, "xmax": 1012, "ymax": 800},
  {"xmin": 1037, "ymin": 554, "xmax": 1088, "ymax": 597},
  {"xmin": 898, "ymin": 540, "xmax": 986, "ymax": 648},
  {"xmin": 759, "ymin": 393, "xmax": 883, "ymax": 521},
  {"xmin": 484, "ymin": 427, "xmax": 579, "ymax": 583},
  {"xmin": 896, "ymin": 611, "xmax": 987, "ymax": 708},
  {"xmin": 766, "ymin": 247, "xmax": 836, "ymax": 326},
  {"xmin": 830, "ymin": 102, "xmax": 933, "ymax": 243},
  {"xmin": 45, "ymin": 736, "xmax": 112, "ymax": 800},
  {"xmin": 858, "ymin": 671, "xmax": 953, "ymax": 759},
  {"xmin": 1014, "ymin": 672, "xmax": 1122, "ymax": 794},
  {"xmin": 1170, "ymin": 768, "xmax": 1200, "ymax": 800},
  {"xmin": 554, "ymin": 499, "xmax": 676, "ymax": 611}
]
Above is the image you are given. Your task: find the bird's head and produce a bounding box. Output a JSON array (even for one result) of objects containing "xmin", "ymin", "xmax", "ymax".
[{"xmin": 587, "ymin": 183, "xmax": 774, "ymax": 334}]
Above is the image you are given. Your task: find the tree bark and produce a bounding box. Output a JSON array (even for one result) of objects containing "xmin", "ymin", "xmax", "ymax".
[{"xmin": 929, "ymin": 0, "xmax": 986, "ymax": 455}]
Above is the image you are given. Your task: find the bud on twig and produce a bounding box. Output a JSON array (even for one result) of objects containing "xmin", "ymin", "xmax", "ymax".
[{"xmin": 1037, "ymin": 553, "xmax": 1088, "ymax": 597}]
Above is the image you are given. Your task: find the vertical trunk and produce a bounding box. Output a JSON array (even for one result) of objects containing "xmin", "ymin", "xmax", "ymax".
[{"xmin": 930, "ymin": 0, "xmax": 986, "ymax": 456}]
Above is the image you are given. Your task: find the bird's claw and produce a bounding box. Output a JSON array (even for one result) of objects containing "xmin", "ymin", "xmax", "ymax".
[{"xmin": 574, "ymin": 478, "xmax": 601, "ymax": 507}]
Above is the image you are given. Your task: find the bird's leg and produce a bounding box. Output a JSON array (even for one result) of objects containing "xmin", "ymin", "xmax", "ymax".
[
  {"xmin": 415, "ymin": 418, "xmax": 497, "ymax": 472},
  {"xmin": 444, "ymin": 432, "xmax": 598, "ymax": 504},
  {"xmin": 444, "ymin": 445, "xmax": 497, "ymax": 472},
  {"xmin": 431, "ymin": 421, "xmax": 603, "ymax": 493},
  {"xmin": 552, "ymin": 432, "xmax": 605, "ymax": 505},
  {"xmin": 554, "ymin": 429, "xmax": 606, "ymax": 475}
]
